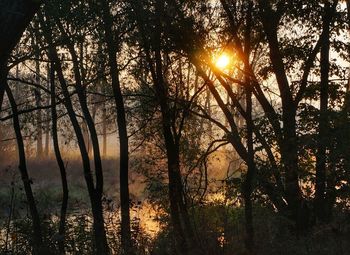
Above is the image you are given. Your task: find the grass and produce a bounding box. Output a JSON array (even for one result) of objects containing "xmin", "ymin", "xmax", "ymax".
[{"xmin": 0, "ymin": 155, "xmax": 146, "ymax": 222}]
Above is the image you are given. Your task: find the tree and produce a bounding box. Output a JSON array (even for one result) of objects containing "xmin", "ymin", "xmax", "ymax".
[
  {"xmin": 50, "ymin": 63, "xmax": 68, "ymax": 254},
  {"xmin": 39, "ymin": 7, "xmax": 109, "ymax": 253},
  {"xmin": 130, "ymin": 0, "xmax": 201, "ymax": 253},
  {"xmin": 166, "ymin": 0, "xmax": 339, "ymax": 233},
  {"xmin": 100, "ymin": 1, "xmax": 134, "ymax": 253},
  {"xmin": 5, "ymin": 82, "xmax": 44, "ymax": 254}
]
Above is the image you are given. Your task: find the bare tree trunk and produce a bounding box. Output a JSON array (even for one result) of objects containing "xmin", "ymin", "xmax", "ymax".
[
  {"xmin": 44, "ymin": 118, "xmax": 50, "ymax": 156},
  {"xmin": 243, "ymin": 88, "xmax": 255, "ymax": 254},
  {"xmin": 34, "ymin": 49, "xmax": 43, "ymax": 158},
  {"xmin": 52, "ymin": 53, "xmax": 109, "ymax": 255},
  {"xmin": 102, "ymin": 105, "xmax": 107, "ymax": 157},
  {"xmin": 205, "ymin": 87, "xmax": 212, "ymax": 132},
  {"xmin": 101, "ymin": 3, "xmax": 134, "ymax": 253},
  {"xmin": 315, "ymin": 1, "xmax": 332, "ymax": 223},
  {"xmin": 45, "ymin": 63, "xmax": 50, "ymax": 157},
  {"xmin": 82, "ymin": 120, "xmax": 91, "ymax": 156},
  {"xmin": 4, "ymin": 82, "xmax": 43, "ymax": 254},
  {"xmin": 50, "ymin": 64, "xmax": 68, "ymax": 254},
  {"xmin": 242, "ymin": 2, "xmax": 255, "ymax": 253}
]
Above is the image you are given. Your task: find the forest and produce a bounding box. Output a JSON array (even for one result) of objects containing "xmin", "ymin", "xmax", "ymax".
[{"xmin": 0, "ymin": 0, "xmax": 350, "ymax": 254}]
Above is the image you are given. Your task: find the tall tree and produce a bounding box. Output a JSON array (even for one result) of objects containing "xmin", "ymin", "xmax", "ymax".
[
  {"xmin": 241, "ymin": 2, "xmax": 256, "ymax": 252},
  {"xmin": 100, "ymin": 1, "xmax": 134, "ymax": 253},
  {"xmin": 5, "ymin": 83, "xmax": 43, "ymax": 254},
  {"xmin": 315, "ymin": 1, "xmax": 333, "ymax": 223},
  {"xmin": 50, "ymin": 64, "xmax": 69, "ymax": 254},
  {"xmin": 130, "ymin": 1, "xmax": 200, "ymax": 253},
  {"xmin": 39, "ymin": 10, "xmax": 109, "ymax": 253}
]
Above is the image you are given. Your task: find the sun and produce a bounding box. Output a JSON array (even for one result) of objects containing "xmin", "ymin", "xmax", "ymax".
[{"xmin": 215, "ymin": 54, "xmax": 230, "ymax": 69}]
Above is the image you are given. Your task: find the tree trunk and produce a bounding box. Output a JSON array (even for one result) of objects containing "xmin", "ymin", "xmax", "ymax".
[
  {"xmin": 243, "ymin": 88, "xmax": 255, "ymax": 254},
  {"xmin": 4, "ymin": 82, "xmax": 43, "ymax": 254},
  {"xmin": 34, "ymin": 46, "xmax": 43, "ymax": 158},
  {"xmin": 44, "ymin": 63, "xmax": 50, "ymax": 157},
  {"xmin": 107, "ymin": 49, "xmax": 133, "ymax": 255},
  {"xmin": 82, "ymin": 121, "xmax": 91, "ymax": 156},
  {"xmin": 102, "ymin": 105, "xmax": 107, "ymax": 157},
  {"xmin": 242, "ymin": 3, "xmax": 255, "ymax": 252},
  {"xmin": 101, "ymin": 3, "xmax": 133, "ymax": 253},
  {"xmin": 281, "ymin": 110, "xmax": 306, "ymax": 232},
  {"xmin": 315, "ymin": 1, "xmax": 332, "ymax": 223},
  {"xmin": 50, "ymin": 64, "xmax": 68, "ymax": 254}
]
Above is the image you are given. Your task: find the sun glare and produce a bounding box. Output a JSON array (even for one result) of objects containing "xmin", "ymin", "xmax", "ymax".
[{"xmin": 215, "ymin": 54, "xmax": 230, "ymax": 69}]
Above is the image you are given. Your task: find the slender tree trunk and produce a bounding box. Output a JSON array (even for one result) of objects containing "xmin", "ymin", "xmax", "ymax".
[
  {"xmin": 101, "ymin": 3, "xmax": 133, "ymax": 253},
  {"xmin": 54, "ymin": 56, "xmax": 109, "ymax": 255},
  {"xmin": 205, "ymin": 88, "xmax": 212, "ymax": 132},
  {"xmin": 34, "ymin": 52, "xmax": 43, "ymax": 158},
  {"xmin": 4, "ymin": 82, "xmax": 43, "ymax": 254},
  {"xmin": 45, "ymin": 63, "xmax": 50, "ymax": 157},
  {"xmin": 242, "ymin": 3, "xmax": 255, "ymax": 252},
  {"xmin": 44, "ymin": 109, "xmax": 50, "ymax": 156},
  {"xmin": 66, "ymin": 54, "xmax": 110, "ymax": 255},
  {"xmin": 315, "ymin": 1, "xmax": 331, "ymax": 223},
  {"xmin": 50, "ymin": 65, "xmax": 68, "ymax": 254},
  {"xmin": 243, "ymin": 88, "xmax": 255, "ymax": 254},
  {"xmin": 102, "ymin": 105, "xmax": 107, "ymax": 157},
  {"xmin": 82, "ymin": 121, "xmax": 90, "ymax": 156},
  {"xmin": 108, "ymin": 50, "xmax": 133, "ymax": 255}
]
